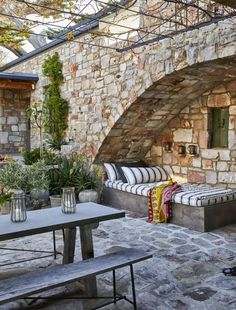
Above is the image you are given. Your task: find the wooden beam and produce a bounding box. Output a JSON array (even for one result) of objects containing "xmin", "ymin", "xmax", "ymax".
[{"xmin": 0, "ymin": 79, "xmax": 35, "ymax": 90}]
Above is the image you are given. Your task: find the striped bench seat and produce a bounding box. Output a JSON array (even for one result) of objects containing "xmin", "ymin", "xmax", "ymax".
[
  {"xmin": 104, "ymin": 180, "xmax": 169, "ymax": 197},
  {"xmin": 104, "ymin": 180, "xmax": 236, "ymax": 207}
]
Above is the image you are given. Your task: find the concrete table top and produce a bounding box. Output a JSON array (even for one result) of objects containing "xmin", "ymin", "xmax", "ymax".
[{"xmin": 0, "ymin": 202, "xmax": 125, "ymax": 241}]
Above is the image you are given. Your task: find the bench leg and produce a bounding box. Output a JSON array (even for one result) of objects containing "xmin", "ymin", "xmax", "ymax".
[
  {"xmin": 63, "ymin": 227, "xmax": 76, "ymax": 264},
  {"xmin": 130, "ymin": 264, "xmax": 137, "ymax": 310},
  {"xmin": 52, "ymin": 231, "xmax": 57, "ymax": 259},
  {"xmin": 80, "ymin": 224, "xmax": 98, "ymax": 297},
  {"xmin": 113, "ymin": 270, "xmax": 117, "ymax": 304}
]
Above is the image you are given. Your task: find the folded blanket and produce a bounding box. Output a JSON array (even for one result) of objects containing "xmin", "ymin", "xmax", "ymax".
[{"xmin": 148, "ymin": 180, "xmax": 181, "ymax": 223}]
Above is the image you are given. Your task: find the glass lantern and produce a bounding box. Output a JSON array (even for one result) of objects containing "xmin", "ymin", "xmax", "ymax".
[
  {"xmin": 62, "ymin": 187, "xmax": 76, "ymax": 214},
  {"xmin": 10, "ymin": 193, "xmax": 27, "ymax": 223}
]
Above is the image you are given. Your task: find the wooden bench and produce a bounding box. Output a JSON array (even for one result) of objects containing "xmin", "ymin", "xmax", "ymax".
[{"xmin": 0, "ymin": 248, "xmax": 152, "ymax": 309}]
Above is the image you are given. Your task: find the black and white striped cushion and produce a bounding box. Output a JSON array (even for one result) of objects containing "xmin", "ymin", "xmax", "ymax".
[
  {"xmin": 172, "ymin": 183, "xmax": 236, "ymax": 207},
  {"xmin": 104, "ymin": 181, "xmax": 236, "ymax": 206},
  {"xmin": 104, "ymin": 163, "xmax": 119, "ymax": 181},
  {"xmin": 104, "ymin": 180, "xmax": 169, "ymax": 197},
  {"xmin": 121, "ymin": 166, "xmax": 169, "ymax": 185}
]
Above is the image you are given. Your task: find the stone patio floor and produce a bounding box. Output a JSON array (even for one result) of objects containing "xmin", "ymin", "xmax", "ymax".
[{"xmin": 1, "ymin": 212, "xmax": 236, "ymax": 309}]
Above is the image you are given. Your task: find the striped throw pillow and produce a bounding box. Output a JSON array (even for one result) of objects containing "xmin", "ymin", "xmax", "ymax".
[
  {"xmin": 104, "ymin": 163, "xmax": 119, "ymax": 181},
  {"xmin": 121, "ymin": 166, "xmax": 169, "ymax": 185}
]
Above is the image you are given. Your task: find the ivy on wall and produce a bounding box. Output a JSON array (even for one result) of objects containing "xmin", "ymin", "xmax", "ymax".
[{"xmin": 42, "ymin": 52, "xmax": 68, "ymax": 150}]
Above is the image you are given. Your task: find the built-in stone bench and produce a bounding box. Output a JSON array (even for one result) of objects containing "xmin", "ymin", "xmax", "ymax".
[{"xmin": 103, "ymin": 181, "xmax": 236, "ymax": 232}]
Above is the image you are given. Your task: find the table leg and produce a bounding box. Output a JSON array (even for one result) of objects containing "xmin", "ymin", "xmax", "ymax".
[
  {"xmin": 80, "ymin": 223, "xmax": 98, "ymax": 296},
  {"xmin": 63, "ymin": 227, "xmax": 76, "ymax": 264}
]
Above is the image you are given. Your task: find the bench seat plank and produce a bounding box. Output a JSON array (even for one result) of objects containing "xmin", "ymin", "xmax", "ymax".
[{"xmin": 0, "ymin": 248, "xmax": 152, "ymax": 305}]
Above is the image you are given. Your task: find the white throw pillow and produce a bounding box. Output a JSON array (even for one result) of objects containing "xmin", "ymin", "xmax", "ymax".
[
  {"xmin": 121, "ymin": 166, "xmax": 169, "ymax": 185},
  {"xmin": 104, "ymin": 163, "xmax": 119, "ymax": 181}
]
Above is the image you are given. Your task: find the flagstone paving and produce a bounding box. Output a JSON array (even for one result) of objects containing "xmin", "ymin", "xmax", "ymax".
[{"xmin": 0, "ymin": 212, "xmax": 236, "ymax": 309}]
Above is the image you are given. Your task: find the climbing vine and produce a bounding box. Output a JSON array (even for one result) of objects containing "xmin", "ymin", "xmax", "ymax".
[{"xmin": 42, "ymin": 52, "xmax": 68, "ymax": 150}]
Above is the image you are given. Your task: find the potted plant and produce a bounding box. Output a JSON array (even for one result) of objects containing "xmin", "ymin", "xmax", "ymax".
[
  {"xmin": 0, "ymin": 160, "xmax": 50, "ymax": 209},
  {"xmin": 0, "ymin": 191, "xmax": 12, "ymax": 214},
  {"xmin": 48, "ymin": 155, "xmax": 80, "ymax": 207},
  {"xmin": 48, "ymin": 155, "xmax": 101, "ymax": 205},
  {"xmin": 77, "ymin": 157, "xmax": 102, "ymax": 203}
]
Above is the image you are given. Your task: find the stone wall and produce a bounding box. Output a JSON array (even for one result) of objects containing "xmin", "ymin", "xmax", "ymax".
[
  {"xmin": 146, "ymin": 82, "xmax": 236, "ymax": 188},
  {"xmin": 3, "ymin": 1, "xmax": 236, "ymax": 186},
  {"xmin": 0, "ymin": 89, "xmax": 30, "ymax": 153}
]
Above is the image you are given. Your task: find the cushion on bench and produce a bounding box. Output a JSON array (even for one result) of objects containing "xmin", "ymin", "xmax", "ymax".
[
  {"xmin": 172, "ymin": 184, "xmax": 236, "ymax": 207},
  {"xmin": 105, "ymin": 180, "xmax": 169, "ymax": 197},
  {"xmin": 104, "ymin": 161, "xmax": 147, "ymax": 182},
  {"xmin": 121, "ymin": 166, "xmax": 169, "ymax": 185},
  {"xmin": 104, "ymin": 163, "xmax": 119, "ymax": 181},
  {"xmin": 104, "ymin": 180, "xmax": 236, "ymax": 207}
]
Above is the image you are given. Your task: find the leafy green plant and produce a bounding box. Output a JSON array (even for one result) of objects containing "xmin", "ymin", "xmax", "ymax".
[
  {"xmin": 22, "ymin": 148, "xmax": 41, "ymax": 165},
  {"xmin": 42, "ymin": 52, "xmax": 68, "ymax": 150},
  {"xmin": 25, "ymin": 160, "xmax": 50, "ymax": 191},
  {"xmin": 0, "ymin": 162, "xmax": 27, "ymax": 192},
  {"xmin": 48, "ymin": 155, "xmax": 100, "ymax": 196},
  {"xmin": 0, "ymin": 160, "xmax": 49, "ymax": 193},
  {"xmin": 0, "ymin": 192, "xmax": 12, "ymax": 206},
  {"xmin": 21, "ymin": 147, "xmax": 60, "ymax": 165},
  {"xmin": 46, "ymin": 137, "xmax": 68, "ymax": 151}
]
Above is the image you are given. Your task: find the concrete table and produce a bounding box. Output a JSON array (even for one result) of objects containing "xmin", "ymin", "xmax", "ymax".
[{"xmin": 0, "ymin": 202, "xmax": 125, "ymax": 296}]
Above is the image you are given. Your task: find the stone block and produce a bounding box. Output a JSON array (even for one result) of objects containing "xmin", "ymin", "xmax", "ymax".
[
  {"xmin": 218, "ymin": 150, "xmax": 230, "ymax": 161},
  {"xmin": 193, "ymin": 119, "xmax": 204, "ymax": 130},
  {"xmin": 187, "ymin": 170, "xmax": 206, "ymax": 183},
  {"xmin": 226, "ymin": 81, "xmax": 236, "ymax": 92},
  {"xmin": 229, "ymin": 116, "xmax": 236, "ymax": 130},
  {"xmin": 173, "ymin": 129, "xmax": 193, "ymax": 142},
  {"xmin": 7, "ymin": 116, "xmax": 18, "ymax": 125},
  {"xmin": 216, "ymin": 161, "xmax": 229, "ymax": 171},
  {"xmin": 198, "ymin": 131, "xmax": 209, "ymax": 148},
  {"xmin": 201, "ymin": 149, "xmax": 219, "ymax": 160},
  {"xmin": 11, "ymin": 125, "xmax": 18, "ymax": 132},
  {"xmin": 0, "ymin": 117, "xmax": 6, "ymax": 125},
  {"xmin": 229, "ymin": 105, "xmax": 236, "ymax": 115},
  {"xmin": 9, "ymin": 136, "xmax": 21, "ymax": 142},
  {"xmin": 163, "ymin": 152, "xmax": 173, "ymax": 165},
  {"xmin": 228, "ymin": 130, "xmax": 236, "ymax": 148},
  {"xmin": 192, "ymin": 158, "xmax": 201, "ymax": 168},
  {"xmin": 212, "ymin": 84, "xmax": 227, "ymax": 94},
  {"xmin": 206, "ymin": 171, "xmax": 217, "ymax": 184},
  {"xmin": 207, "ymin": 94, "xmax": 230, "ymax": 107},
  {"xmin": 172, "ymin": 166, "xmax": 181, "ymax": 173},
  {"xmin": 181, "ymin": 167, "xmax": 188, "ymax": 174},
  {"xmin": 219, "ymin": 172, "xmax": 236, "ymax": 183},
  {"xmin": 0, "ymin": 132, "xmax": 8, "ymax": 144},
  {"xmin": 202, "ymin": 159, "xmax": 213, "ymax": 169},
  {"xmin": 179, "ymin": 156, "xmax": 192, "ymax": 167},
  {"xmin": 150, "ymin": 145, "xmax": 162, "ymax": 157}
]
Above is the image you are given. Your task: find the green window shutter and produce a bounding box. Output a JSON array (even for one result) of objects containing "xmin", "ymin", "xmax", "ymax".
[{"xmin": 211, "ymin": 107, "xmax": 229, "ymax": 148}]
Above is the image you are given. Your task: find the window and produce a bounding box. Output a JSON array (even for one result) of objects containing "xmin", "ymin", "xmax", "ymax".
[{"xmin": 208, "ymin": 107, "xmax": 229, "ymax": 148}]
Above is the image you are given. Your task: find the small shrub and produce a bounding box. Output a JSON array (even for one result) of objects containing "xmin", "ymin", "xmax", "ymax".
[{"xmin": 22, "ymin": 148, "xmax": 41, "ymax": 165}]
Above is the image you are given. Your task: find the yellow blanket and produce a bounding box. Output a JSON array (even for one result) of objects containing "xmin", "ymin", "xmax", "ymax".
[{"xmin": 148, "ymin": 180, "xmax": 173, "ymax": 223}]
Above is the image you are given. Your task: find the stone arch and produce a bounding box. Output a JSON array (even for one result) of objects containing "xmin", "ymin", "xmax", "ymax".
[{"xmin": 95, "ymin": 56, "xmax": 236, "ymax": 163}]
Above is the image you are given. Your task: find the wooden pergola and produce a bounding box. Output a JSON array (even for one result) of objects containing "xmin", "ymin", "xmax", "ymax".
[{"xmin": 0, "ymin": 72, "xmax": 38, "ymax": 90}]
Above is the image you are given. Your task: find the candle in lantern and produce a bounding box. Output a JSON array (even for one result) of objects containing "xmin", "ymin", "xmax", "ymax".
[{"xmin": 14, "ymin": 208, "xmax": 21, "ymax": 222}]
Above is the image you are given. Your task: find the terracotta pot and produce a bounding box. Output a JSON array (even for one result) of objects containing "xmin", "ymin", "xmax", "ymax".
[{"xmin": 78, "ymin": 189, "xmax": 99, "ymax": 203}]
